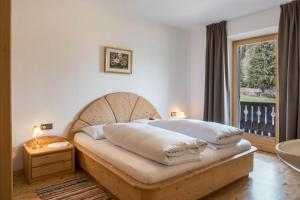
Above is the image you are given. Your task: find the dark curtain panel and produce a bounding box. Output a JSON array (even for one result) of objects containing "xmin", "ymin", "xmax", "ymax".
[
  {"xmin": 278, "ymin": 0, "xmax": 300, "ymax": 141},
  {"xmin": 204, "ymin": 21, "xmax": 229, "ymax": 124}
]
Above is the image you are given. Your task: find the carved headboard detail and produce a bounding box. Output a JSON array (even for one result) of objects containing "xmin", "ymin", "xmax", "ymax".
[{"xmin": 67, "ymin": 92, "xmax": 161, "ymax": 140}]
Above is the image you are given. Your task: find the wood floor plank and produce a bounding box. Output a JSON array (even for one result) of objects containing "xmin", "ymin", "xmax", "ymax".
[{"xmin": 205, "ymin": 152, "xmax": 300, "ymax": 200}]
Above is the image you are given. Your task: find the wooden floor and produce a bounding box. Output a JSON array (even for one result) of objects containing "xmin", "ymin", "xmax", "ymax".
[{"xmin": 13, "ymin": 151, "xmax": 300, "ymax": 200}]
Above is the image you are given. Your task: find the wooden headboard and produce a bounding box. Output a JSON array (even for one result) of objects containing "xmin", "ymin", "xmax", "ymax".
[{"xmin": 67, "ymin": 92, "xmax": 161, "ymax": 140}]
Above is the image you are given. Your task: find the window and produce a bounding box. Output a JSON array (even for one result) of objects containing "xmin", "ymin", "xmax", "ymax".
[{"xmin": 232, "ymin": 34, "xmax": 278, "ymax": 152}]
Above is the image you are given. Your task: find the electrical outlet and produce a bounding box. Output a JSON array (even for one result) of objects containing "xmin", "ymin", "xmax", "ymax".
[{"xmin": 40, "ymin": 123, "xmax": 53, "ymax": 130}]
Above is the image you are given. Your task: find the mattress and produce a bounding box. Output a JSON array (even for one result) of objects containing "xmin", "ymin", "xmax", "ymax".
[{"xmin": 74, "ymin": 132, "xmax": 252, "ymax": 184}]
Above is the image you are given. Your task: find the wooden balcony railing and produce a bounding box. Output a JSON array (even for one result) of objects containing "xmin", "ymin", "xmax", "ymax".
[{"xmin": 240, "ymin": 101, "xmax": 276, "ymax": 137}]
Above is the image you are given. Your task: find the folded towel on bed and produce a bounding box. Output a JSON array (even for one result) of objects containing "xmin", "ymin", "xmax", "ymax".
[
  {"xmin": 148, "ymin": 119, "xmax": 243, "ymax": 145},
  {"xmin": 103, "ymin": 123, "xmax": 207, "ymax": 165}
]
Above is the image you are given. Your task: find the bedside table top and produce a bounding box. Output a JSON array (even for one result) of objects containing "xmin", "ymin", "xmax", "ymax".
[{"xmin": 24, "ymin": 136, "xmax": 74, "ymax": 156}]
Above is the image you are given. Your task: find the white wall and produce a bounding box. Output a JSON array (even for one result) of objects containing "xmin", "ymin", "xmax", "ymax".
[
  {"xmin": 189, "ymin": 27, "xmax": 206, "ymax": 119},
  {"xmin": 227, "ymin": 7, "xmax": 280, "ymax": 39},
  {"xmin": 189, "ymin": 7, "xmax": 280, "ymax": 120},
  {"xmin": 12, "ymin": 0, "xmax": 190, "ymax": 170}
]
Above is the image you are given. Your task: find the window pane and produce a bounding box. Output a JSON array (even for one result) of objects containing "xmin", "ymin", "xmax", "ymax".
[{"xmin": 238, "ymin": 40, "xmax": 276, "ymax": 137}]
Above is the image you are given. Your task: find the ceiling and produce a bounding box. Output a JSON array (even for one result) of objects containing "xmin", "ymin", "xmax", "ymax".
[{"xmin": 102, "ymin": 0, "xmax": 290, "ymax": 29}]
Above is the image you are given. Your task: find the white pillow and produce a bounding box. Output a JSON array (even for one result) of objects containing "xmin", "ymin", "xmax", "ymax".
[
  {"xmin": 81, "ymin": 125, "xmax": 105, "ymax": 140},
  {"xmin": 132, "ymin": 118, "xmax": 159, "ymax": 124},
  {"xmin": 132, "ymin": 118, "xmax": 151, "ymax": 124}
]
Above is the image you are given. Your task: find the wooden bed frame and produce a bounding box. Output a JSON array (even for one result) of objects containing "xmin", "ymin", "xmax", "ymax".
[{"xmin": 68, "ymin": 92, "xmax": 256, "ymax": 200}]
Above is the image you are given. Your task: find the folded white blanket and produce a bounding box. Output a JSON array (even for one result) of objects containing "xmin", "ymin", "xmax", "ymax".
[
  {"xmin": 148, "ymin": 119, "xmax": 243, "ymax": 145},
  {"xmin": 103, "ymin": 123, "xmax": 207, "ymax": 165},
  {"xmin": 207, "ymin": 142, "xmax": 237, "ymax": 150}
]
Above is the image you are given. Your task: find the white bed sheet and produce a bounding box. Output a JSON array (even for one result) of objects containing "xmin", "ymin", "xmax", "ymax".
[{"xmin": 74, "ymin": 132, "xmax": 251, "ymax": 184}]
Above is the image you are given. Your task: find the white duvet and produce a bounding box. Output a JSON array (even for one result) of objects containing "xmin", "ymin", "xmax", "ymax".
[
  {"xmin": 148, "ymin": 119, "xmax": 243, "ymax": 145},
  {"xmin": 103, "ymin": 123, "xmax": 207, "ymax": 165}
]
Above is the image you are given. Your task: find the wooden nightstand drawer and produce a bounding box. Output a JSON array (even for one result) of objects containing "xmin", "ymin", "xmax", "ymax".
[
  {"xmin": 24, "ymin": 136, "xmax": 75, "ymax": 183},
  {"xmin": 32, "ymin": 160, "xmax": 72, "ymax": 178},
  {"xmin": 32, "ymin": 151, "xmax": 72, "ymax": 167}
]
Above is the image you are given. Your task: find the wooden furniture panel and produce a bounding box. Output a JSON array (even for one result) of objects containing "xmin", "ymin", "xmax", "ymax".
[
  {"xmin": 76, "ymin": 142, "xmax": 256, "ymax": 200},
  {"xmin": 68, "ymin": 92, "xmax": 161, "ymax": 139},
  {"xmin": 0, "ymin": 0, "xmax": 12, "ymax": 199},
  {"xmin": 32, "ymin": 150, "xmax": 72, "ymax": 167},
  {"xmin": 243, "ymin": 133, "xmax": 276, "ymax": 153},
  {"xmin": 32, "ymin": 160, "xmax": 72, "ymax": 178},
  {"xmin": 24, "ymin": 136, "xmax": 75, "ymax": 183},
  {"xmin": 130, "ymin": 97, "xmax": 161, "ymax": 121},
  {"xmin": 68, "ymin": 92, "xmax": 256, "ymax": 200},
  {"xmin": 79, "ymin": 97, "xmax": 116, "ymax": 125},
  {"xmin": 105, "ymin": 92, "xmax": 139, "ymax": 122},
  {"xmin": 78, "ymin": 151, "xmax": 142, "ymax": 200},
  {"xmin": 149, "ymin": 153, "xmax": 253, "ymax": 200}
]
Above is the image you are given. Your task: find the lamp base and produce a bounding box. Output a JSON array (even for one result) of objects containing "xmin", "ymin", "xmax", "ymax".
[{"xmin": 31, "ymin": 144, "xmax": 43, "ymax": 150}]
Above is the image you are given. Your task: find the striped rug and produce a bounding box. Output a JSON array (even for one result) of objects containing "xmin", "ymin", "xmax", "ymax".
[{"xmin": 36, "ymin": 177, "xmax": 115, "ymax": 200}]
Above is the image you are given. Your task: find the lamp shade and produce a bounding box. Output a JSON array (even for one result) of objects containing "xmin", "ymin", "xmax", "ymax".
[
  {"xmin": 32, "ymin": 126, "xmax": 44, "ymax": 138},
  {"xmin": 170, "ymin": 111, "xmax": 186, "ymax": 118},
  {"xmin": 178, "ymin": 112, "xmax": 186, "ymax": 118}
]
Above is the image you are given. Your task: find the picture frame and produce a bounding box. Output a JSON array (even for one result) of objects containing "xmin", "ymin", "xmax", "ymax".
[{"xmin": 104, "ymin": 47, "xmax": 132, "ymax": 74}]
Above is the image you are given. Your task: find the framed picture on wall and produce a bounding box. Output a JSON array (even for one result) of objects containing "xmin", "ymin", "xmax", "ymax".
[{"xmin": 104, "ymin": 47, "xmax": 132, "ymax": 74}]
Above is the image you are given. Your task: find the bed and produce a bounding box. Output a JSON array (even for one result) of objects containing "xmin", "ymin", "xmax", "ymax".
[{"xmin": 67, "ymin": 92, "xmax": 256, "ymax": 200}]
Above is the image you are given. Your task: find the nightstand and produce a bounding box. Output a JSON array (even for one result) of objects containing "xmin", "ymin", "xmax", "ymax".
[{"xmin": 23, "ymin": 136, "xmax": 75, "ymax": 184}]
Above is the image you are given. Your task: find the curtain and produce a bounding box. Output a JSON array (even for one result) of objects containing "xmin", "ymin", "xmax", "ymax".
[
  {"xmin": 204, "ymin": 21, "xmax": 229, "ymax": 124},
  {"xmin": 278, "ymin": 0, "xmax": 300, "ymax": 141}
]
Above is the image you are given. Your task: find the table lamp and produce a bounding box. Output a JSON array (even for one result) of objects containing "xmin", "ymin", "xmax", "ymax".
[
  {"xmin": 170, "ymin": 111, "xmax": 186, "ymax": 118},
  {"xmin": 32, "ymin": 125, "xmax": 44, "ymax": 149}
]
